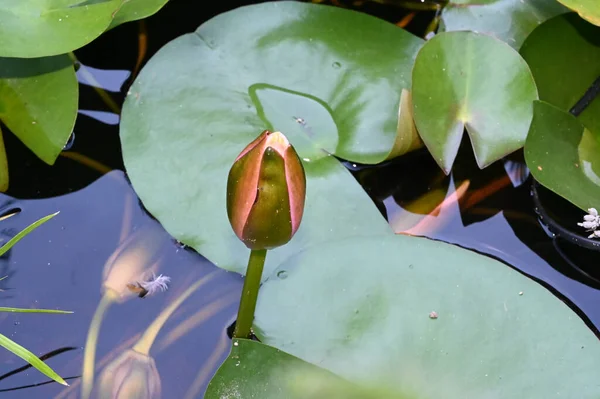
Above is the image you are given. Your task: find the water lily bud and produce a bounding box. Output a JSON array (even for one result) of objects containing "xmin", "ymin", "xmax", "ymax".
[
  {"xmin": 102, "ymin": 228, "xmax": 164, "ymax": 300},
  {"xmin": 227, "ymin": 130, "xmax": 306, "ymax": 250},
  {"xmin": 96, "ymin": 349, "xmax": 161, "ymax": 399}
]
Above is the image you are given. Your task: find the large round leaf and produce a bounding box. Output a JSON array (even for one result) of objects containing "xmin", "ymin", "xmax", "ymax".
[
  {"xmin": 412, "ymin": 31, "xmax": 538, "ymax": 174},
  {"xmin": 0, "ymin": 0, "xmax": 122, "ymax": 58},
  {"xmin": 557, "ymin": 0, "xmax": 600, "ymax": 26},
  {"xmin": 0, "ymin": 55, "xmax": 77, "ymax": 165},
  {"xmin": 120, "ymin": 2, "xmax": 420, "ymax": 276},
  {"xmin": 254, "ymin": 234, "xmax": 600, "ymax": 398},
  {"xmin": 206, "ymin": 339, "xmax": 416, "ymax": 399},
  {"xmin": 525, "ymin": 101, "xmax": 600, "ymax": 211},
  {"xmin": 108, "ymin": 0, "xmax": 170, "ymax": 29},
  {"xmin": 520, "ymin": 12, "xmax": 600, "ymax": 135},
  {"xmin": 440, "ymin": 0, "xmax": 568, "ymax": 49}
]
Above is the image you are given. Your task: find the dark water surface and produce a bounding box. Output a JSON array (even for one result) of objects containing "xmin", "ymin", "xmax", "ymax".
[{"xmin": 1, "ymin": 0, "xmax": 599, "ymax": 397}]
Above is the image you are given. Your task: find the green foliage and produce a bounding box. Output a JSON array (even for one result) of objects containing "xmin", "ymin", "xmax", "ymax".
[
  {"xmin": 111, "ymin": 0, "xmax": 600, "ymax": 396},
  {"xmin": 520, "ymin": 13, "xmax": 600, "ymax": 136},
  {"xmin": 253, "ymin": 235, "xmax": 600, "ymax": 398},
  {"xmin": 206, "ymin": 339, "xmax": 418, "ymax": 399},
  {"xmin": 0, "ymin": 56, "xmax": 77, "ymax": 165},
  {"xmin": 440, "ymin": 0, "xmax": 568, "ymax": 49},
  {"xmin": 0, "ymin": 0, "xmax": 169, "ymax": 58},
  {"xmin": 0, "ymin": 212, "xmax": 71, "ymax": 386},
  {"xmin": 521, "ymin": 13, "xmax": 600, "ymax": 210},
  {"xmin": 119, "ymin": 1, "xmax": 423, "ymax": 277},
  {"xmin": 412, "ymin": 31, "xmax": 538, "ymax": 173},
  {"xmin": 525, "ymin": 101, "xmax": 600, "ymax": 211},
  {"xmin": 0, "ymin": 212, "xmax": 59, "ymax": 256},
  {"xmin": 0, "ymin": 0, "xmax": 169, "ymax": 191},
  {"xmin": 556, "ymin": 0, "xmax": 600, "ymax": 26},
  {"xmin": 0, "ymin": 333, "xmax": 68, "ymax": 386}
]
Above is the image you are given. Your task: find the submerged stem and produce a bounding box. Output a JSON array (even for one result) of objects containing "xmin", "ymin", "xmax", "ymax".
[
  {"xmin": 81, "ymin": 290, "xmax": 118, "ymax": 399},
  {"xmin": 133, "ymin": 271, "xmax": 217, "ymax": 355},
  {"xmin": 233, "ymin": 249, "xmax": 267, "ymax": 339}
]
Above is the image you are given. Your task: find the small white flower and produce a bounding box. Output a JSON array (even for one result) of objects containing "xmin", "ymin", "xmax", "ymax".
[
  {"xmin": 139, "ymin": 273, "xmax": 171, "ymax": 297},
  {"xmin": 580, "ymin": 220, "xmax": 599, "ymax": 229},
  {"xmin": 578, "ymin": 208, "xmax": 600, "ymax": 237}
]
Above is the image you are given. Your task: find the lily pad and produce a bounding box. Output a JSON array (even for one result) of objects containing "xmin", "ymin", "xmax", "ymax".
[
  {"xmin": 0, "ymin": 0, "xmax": 123, "ymax": 58},
  {"xmin": 440, "ymin": 0, "xmax": 569, "ymax": 49},
  {"xmin": 0, "ymin": 55, "xmax": 77, "ymax": 165},
  {"xmin": 206, "ymin": 339, "xmax": 417, "ymax": 399},
  {"xmin": 386, "ymin": 89, "xmax": 423, "ymax": 160},
  {"xmin": 411, "ymin": 31, "xmax": 538, "ymax": 174},
  {"xmin": 254, "ymin": 234, "xmax": 600, "ymax": 398},
  {"xmin": 557, "ymin": 0, "xmax": 600, "ymax": 26},
  {"xmin": 525, "ymin": 101, "xmax": 600, "ymax": 211},
  {"xmin": 109, "ymin": 0, "xmax": 170, "ymax": 29},
  {"xmin": 205, "ymin": 339, "xmax": 343, "ymax": 398},
  {"xmin": 119, "ymin": 2, "xmax": 427, "ymax": 276},
  {"xmin": 520, "ymin": 12, "xmax": 600, "ymax": 135}
]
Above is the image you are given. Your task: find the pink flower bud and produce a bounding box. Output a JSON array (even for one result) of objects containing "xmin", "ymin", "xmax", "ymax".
[{"xmin": 227, "ymin": 130, "xmax": 306, "ymax": 250}]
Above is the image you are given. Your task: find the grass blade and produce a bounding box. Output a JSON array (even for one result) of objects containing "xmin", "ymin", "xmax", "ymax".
[
  {"xmin": 0, "ymin": 333, "xmax": 68, "ymax": 386},
  {"xmin": 0, "ymin": 307, "xmax": 73, "ymax": 314},
  {"xmin": 0, "ymin": 212, "xmax": 59, "ymax": 257}
]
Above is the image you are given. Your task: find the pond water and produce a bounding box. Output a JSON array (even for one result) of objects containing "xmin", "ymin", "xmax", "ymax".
[{"xmin": 1, "ymin": 0, "xmax": 599, "ymax": 398}]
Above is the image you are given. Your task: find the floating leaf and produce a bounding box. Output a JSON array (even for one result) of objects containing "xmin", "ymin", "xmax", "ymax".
[
  {"xmin": 440, "ymin": 0, "xmax": 569, "ymax": 49},
  {"xmin": 120, "ymin": 2, "xmax": 425, "ymax": 276},
  {"xmin": 0, "ymin": 56, "xmax": 77, "ymax": 165},
  {"xmin": 520, "ymin": 12, "xmax": 600, "ymax": 135},
  {"xmin": 205, "ymin": 339, "xmax": 345, "ymax": 398},
  {"xmin": 254, "ymin": 234, "xmax": 600, "ymax": 398},
  {"xmin": 556, "ymin": 0, "xmax": 600, "ymax": 26},
  {"xmin": 109, "ymin": 0, "xmax": 170, "ymax": 29},
  {"xmin": 525, "ymin": 101, "xmax": 600, "ymax": 211},
  {"xmin": 385, "ymin": 89, "xmax": 423, "ymax": 160},
  {"xmin": 411, "ymin": 31, "xmax": 538, "ymax": 173},
  {"xmin": 0, "ymin": 333, "xmax": 68, "ymax": 385},
  {"xmin": 0, "ymin": 0, "xmax": 122, "ymax": 58},
  {"xmin": 205, "ymin": 339, "xmax": 416, "ymax": 399}
]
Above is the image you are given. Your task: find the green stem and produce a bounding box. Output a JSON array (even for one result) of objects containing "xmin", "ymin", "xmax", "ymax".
[
  {"xmin": 81, "ymin": 290, "xmax": 118, "ymax": 399},
  {"xmin": 233, "ymin": 249, "xmax": 267, "ymax": 339}
]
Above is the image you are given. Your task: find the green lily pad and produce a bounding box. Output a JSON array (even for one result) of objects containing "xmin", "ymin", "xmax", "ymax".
[
  {"xmin": 386, "ymin": 89, "xmax": 423, "ymax": 160},
  {"xmin": 254, "ymin": 234, "xmax": 600, "ymax": 398},
  {"xmin": 0, "ymin": 56, "xmax": 77, "ymax": 165},
  {"xmin": 119, "ymin": 2, "xmax": 428, "ymax": 276},
  {"xmin": 205, "ymin": 339, "xmax": 343, "ymax": 398},
  {"xmin": 440, "ymin": 0, "xmax": 568, "ymax": 49},
  {"xmin": 411, "ymin": 31, "xmax": 538, "ymax": 174},
  {"xmin": 0, "ymin": 0, "xmax": 123, "ymax": 58},
  {"xmin": 109, "ymin": 0, "xmax": 170, "ymax": 29},
  {"xmin": 206, "ymin": 339, "xmax": 418, "ymax": 399},
  {"xmin": 525, "ymin": 101, "xmax": 600, "ymax": 211},
  {"xmin": 556, "ymin": 0, "xmax": 600, "ymax": 26},
  {"xmin": 520, "ymin": 13, "xmax": 600, "ymax": 135}
]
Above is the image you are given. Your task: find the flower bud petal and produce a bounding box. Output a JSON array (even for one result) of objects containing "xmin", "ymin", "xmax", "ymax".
[
  {"xmin": 227, "ymin": 130, "xmax": 306, "ymax": 250},
  {"xmin": 97, "ymin": 350, "xmax": 161, "ymax": 399}
]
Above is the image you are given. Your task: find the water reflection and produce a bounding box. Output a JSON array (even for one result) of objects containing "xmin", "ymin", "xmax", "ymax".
[{"xmin": 0, "ymin": 171, "xmax": 242, "ymax": 398}]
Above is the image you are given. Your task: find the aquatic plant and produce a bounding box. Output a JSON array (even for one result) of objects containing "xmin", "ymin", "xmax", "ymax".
[
  {"xmin": 0, "ymin": 0, "xmax": 170, "ymax": 191},
  {"xmin": 117, "ymin": 1, "xmax": 600, "ymax": 397},
  {"xmin": 0, "ymin": 212, "xmax": 71, "ymax": 386},
  {"xmin": 226, "ymin": 130, "xmax": 306, "ymax": 339}
]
